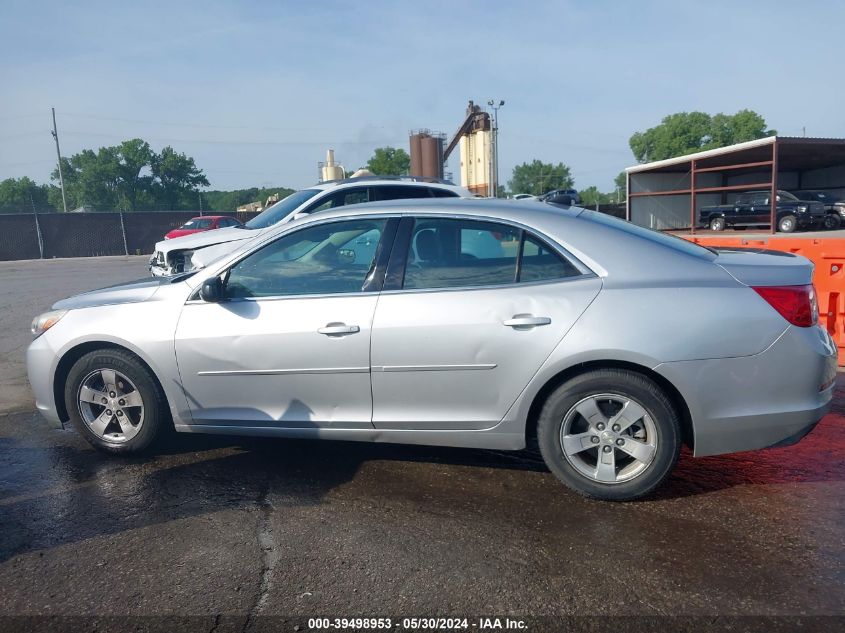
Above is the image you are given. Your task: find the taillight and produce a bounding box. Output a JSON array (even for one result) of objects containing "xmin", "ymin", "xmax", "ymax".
[{"xmin": 752, "ymin": 284, "xmax": 818, "ymax": 327}]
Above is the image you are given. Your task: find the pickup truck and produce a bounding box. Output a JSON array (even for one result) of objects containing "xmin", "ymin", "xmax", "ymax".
[
  {"xmin": 699, "ymin": 190, "xmax": 825, "ymax": 233},
  {"xmin": 791, "ymin": 189, "xmax": 845, "ymax": 230}
]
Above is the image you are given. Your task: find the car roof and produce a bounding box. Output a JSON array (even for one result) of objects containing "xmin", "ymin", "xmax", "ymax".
[
  {"xmin": 309, "ymin": 177, "xmax": 468, "ymax": 193},
  {"xmin": 226, "ymin": 198, "xmax": 720, "ymax": 290},
  {"xmin": 285, "ymin": 197, "xmax": 582, "ymax": 228}
]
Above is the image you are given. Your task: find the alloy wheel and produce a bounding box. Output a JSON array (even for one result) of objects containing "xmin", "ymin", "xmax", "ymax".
[
  {"xmin": 559, "ymin": 393, "xmax": 657, "ymax": 484},
  {"xmin": 77, "ymin": 368, "xmax": 145, "ymax": 444}
]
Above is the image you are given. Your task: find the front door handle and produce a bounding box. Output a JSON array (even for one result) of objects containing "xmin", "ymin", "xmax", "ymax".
[
  {"xmin": 318, "ymin": 323, "xmax": 360, "ymax": 336},
  {"xmin": 503, "ymin": 315, "xmax": 551, "ymax": 328}
]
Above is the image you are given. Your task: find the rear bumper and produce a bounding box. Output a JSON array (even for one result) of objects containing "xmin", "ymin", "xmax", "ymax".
[{"xmin": 655, "ymin": 324, "xmax": 837, "ymax": 457}]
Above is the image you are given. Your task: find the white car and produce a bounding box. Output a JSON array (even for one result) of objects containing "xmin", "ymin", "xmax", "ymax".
[{"xmin": 150, "ymin": 177, "xmax": 470, "ymax": 276}]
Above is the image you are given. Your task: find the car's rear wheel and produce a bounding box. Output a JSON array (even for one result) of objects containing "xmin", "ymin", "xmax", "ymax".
[
  {"xmin": 823, "ymin": 213, "xmax": 841, "ymax": 230},
  {"xmin": 536, "ymin": 369, "xmax": 681, "ymax": 501},
  {"xmin": 64, "ymin": 349, "xmax": 169, "ymax": 454},
  {"xmin": 778, "ymin": 215, "xmax": 797, "ymax": 233},
  {"xmin": 709, "ymin": 217, "xmax": 725, "ymax": 231}
]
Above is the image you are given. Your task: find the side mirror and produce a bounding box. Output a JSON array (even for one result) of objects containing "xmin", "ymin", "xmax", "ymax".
[{"xmin": 200, "ymin": 276, "xmax": 225, "ymax": 302}]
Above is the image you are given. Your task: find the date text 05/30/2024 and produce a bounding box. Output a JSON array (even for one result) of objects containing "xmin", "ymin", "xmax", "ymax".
[{"xmin": 307, "ymin": 617, "xmax": 528, "ymax": 630}]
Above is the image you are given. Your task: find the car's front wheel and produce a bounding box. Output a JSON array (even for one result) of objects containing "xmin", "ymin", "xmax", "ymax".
[
  {"xmin": 64, "ymin": 349, "xmax": 169, "ymax": 454},
  {"xmin": 536, "ymin": 369, "xmax": 681, "ymax": 501},
  {"xmin": 709, "ymin": 217, "xmax": 726, "ymax": 231},
  {"xmin": 823, "ymin": 213, "xmax": 841, "ymax": 230},
  {"xmin": 778, "ymin": 215, "xmax": 797, "ymax": 233}
]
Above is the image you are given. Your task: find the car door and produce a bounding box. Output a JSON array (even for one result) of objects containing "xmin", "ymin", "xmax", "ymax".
[
  {"xmin": 369, "ymin": 217, "xmax": 602, "ymax": 430},
  {"xmin": 750, "ymin": 193, "xmax": 770, "ymax": 224},
  {"xmin": 732, "ymin": 193, "xmax": 751, "ymax": 223},
  {"xmin": 174, "ymin": 217, "xmax": 397, "ymax": 429}
]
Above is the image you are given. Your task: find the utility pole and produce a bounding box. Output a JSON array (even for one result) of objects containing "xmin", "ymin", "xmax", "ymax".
[
  {"xmin": 51, "ymin": 107, "xmax": 68, "ymax": 213},
  {"xmin": 487, "ymin": 99, "xmax": 505, "ymax": 197}
]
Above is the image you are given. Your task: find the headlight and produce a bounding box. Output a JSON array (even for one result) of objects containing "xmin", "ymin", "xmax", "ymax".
[
  {"xmin": 797, "ymin": 205, "xmax": 807, "ymax": 212},
  {"xmin": 31, "ymin": 310, "xmax": 68, "ymax": 339}
]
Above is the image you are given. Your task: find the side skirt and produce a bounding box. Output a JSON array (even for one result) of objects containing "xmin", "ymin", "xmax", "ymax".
[{"xmin": 173, "ymin": 424, "xmax": 526, "ymax": 451}]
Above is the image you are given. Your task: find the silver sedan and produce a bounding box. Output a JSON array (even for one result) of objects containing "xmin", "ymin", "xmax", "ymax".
[{"xmin": 27, "ymin": 200, "xmax": 837, "ymax": 500}]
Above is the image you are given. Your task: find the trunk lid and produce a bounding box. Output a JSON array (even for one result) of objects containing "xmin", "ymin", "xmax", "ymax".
[{"xmin": 713, "ymin": 247, "xmax": 814, "ymax": 287}]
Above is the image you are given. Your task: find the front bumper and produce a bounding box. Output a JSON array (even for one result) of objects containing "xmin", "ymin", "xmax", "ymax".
[
  {"xmin": 797, "ymin": 213, "xmax": 826, "ymax": 228},
  {"xmin": 656, "ymin": 324, "xmax": 838, "ymax": 457},
  {"xmin": 149, "ymin": 250, "xmax": 186, "ymax": 277},
  {"xmin": 26, "ymin": 332, "xmax": 63, "ymax": 429}
]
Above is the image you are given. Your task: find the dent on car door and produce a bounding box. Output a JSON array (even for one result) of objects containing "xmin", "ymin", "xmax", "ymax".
[
  {"xmin": 174, "ymin": 217, "xmax": 398, "ymax": 429},
  {"xmin": 369, "ymin": 217, "xmax": 602, "ymax": 431}
]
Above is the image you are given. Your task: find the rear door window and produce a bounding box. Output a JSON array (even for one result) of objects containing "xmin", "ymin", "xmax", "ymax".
[
  {"xmin": 403, "ymin": 219, "xmax": 520, "ymax": 289},
  {"xmin": 399, "ymin": 219, "xmax": 582, "ymax": 290},
  {"xmin": 305, "ymin": 187, "xmax": 370, "ymax": 213}
]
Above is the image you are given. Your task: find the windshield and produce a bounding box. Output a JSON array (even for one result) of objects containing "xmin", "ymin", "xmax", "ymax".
[
  {"xmin": 804, "ymin": 191, "xmax": 838, "ymax": 203},
  {"xmin": 777, "ymin": 191, "xmax": 799, "ymax": 202},
  {"xmin": 245, "ymin": 189, "xmax": 322, "ymax": 229}
]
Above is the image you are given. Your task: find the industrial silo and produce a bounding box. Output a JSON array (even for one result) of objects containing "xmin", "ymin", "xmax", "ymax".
[{"xmin": 409, "ymin": 130, "xmax": 445, "ymax": 179}]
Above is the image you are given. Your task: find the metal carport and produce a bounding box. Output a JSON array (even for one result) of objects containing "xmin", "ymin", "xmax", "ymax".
[{"xmin": 625, "ymin": 136, "xmax": 845, "ymax": 233}]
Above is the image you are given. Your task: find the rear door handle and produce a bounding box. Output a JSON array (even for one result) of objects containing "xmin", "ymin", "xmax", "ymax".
[
  {"xmin": 503, "ymin": 315, "xmax": 551, "ymax": 328},
  {"xmin": 318, "ymin": 323, "xmax": 360, "ymax": 336}
]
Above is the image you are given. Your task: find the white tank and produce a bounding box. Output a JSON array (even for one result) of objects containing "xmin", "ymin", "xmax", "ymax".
[{"xmin": 321, "ymin": 149, "xmax": 344, "ymax": 181}]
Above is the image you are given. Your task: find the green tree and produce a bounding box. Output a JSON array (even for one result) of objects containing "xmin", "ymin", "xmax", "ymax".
[
  {"xmin": 150, "ymin": 146, "xmax": 210, "ymax": 210},
  {"xmin": 51, "ymin": 147, "xmax": 121, "ymax": 211},
  {"xmin": 50, "ymin": 141, "xmax": 210, "ymax": 211},
  {"xmin": 508, "ymin": 160, "xmax": 573, "ymax": 196},
  {"xmin": 366, "ymin": 147, "xmax": 411, "ymax": 176},
  {"xmin": 115, "ymin": 138, "xmax": 154, "ymax": 211},
  {"xmin": 614, "ymin": 171, "xmax": 627, "ymax": 201},
  {"xmin": 201, "ymin": 186, "xmax": 296, "ymax": 212},
  {"xmin": 629, "ymin": 110, "xmax": 776, "ymax": 163},
  {"xmin": 0, "ymin": 177, "xmax": 55, "ymax": 213},
  {"xmin": 578, "ymin": 186, "xmax": 613, "ymax": 207}
]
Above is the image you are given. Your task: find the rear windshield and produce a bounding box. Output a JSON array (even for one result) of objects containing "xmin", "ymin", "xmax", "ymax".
[{"xmin": 579, "ymin": 210, "xmax": 717, "ymax": 260}]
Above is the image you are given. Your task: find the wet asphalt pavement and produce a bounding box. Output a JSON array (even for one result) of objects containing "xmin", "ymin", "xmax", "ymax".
[{"xmin": 0, "ymin": 257, "xmax": 843, "ymax": 631}]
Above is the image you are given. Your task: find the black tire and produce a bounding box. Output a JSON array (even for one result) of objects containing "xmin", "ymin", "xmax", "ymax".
[
  {"xmin": 64, "ymin": 348, "xmax": 170, "ymax": 454},
  {"xmin": 536, "ymin": 369, "xmax": 681, "ymax": 501},
  {"xmin": 823, "ymin": 213, "xmax": 841, "ymax": 230},
  {"xmin": 709, "ymin": 217, "xmax": 726, "ymax": 231},
  {"xmin": 778, "ymin": 215, "xmax": 797, "ymax": 233}
]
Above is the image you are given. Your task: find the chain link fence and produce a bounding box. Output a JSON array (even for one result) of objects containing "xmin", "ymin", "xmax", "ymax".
[{"xmin": 0, "ymin": 211, "xmax": 259, "ymax": 262}]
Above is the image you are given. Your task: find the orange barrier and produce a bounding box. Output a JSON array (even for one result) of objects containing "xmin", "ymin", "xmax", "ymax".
[{"xmin": 683, "ymin": 236, "xmax": 845, "ymax": 366}]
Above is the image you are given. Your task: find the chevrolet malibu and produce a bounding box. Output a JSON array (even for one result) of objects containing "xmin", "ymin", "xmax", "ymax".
[{"xmin": 27, "ymin": 200, "xmax": 836, "ymax": 500}]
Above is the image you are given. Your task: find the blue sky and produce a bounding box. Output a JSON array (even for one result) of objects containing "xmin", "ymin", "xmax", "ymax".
[{"xmin": 1, "ymin": 0, "xmax": 842, "ymax": 193}]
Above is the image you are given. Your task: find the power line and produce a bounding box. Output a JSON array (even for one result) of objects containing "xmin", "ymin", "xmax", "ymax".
[
  {"xmin": 59, "ymin": 130, "xmax": 407, "ymax": 147},
  {"xmin": 59, "ymin": 112, "xmax": 392, "ymax": 133}
]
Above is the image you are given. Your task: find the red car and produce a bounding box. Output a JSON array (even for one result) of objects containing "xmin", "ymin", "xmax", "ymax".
[{"xmin": 164, "ymin": 215, "xmax": 242, "ymax": 240}]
